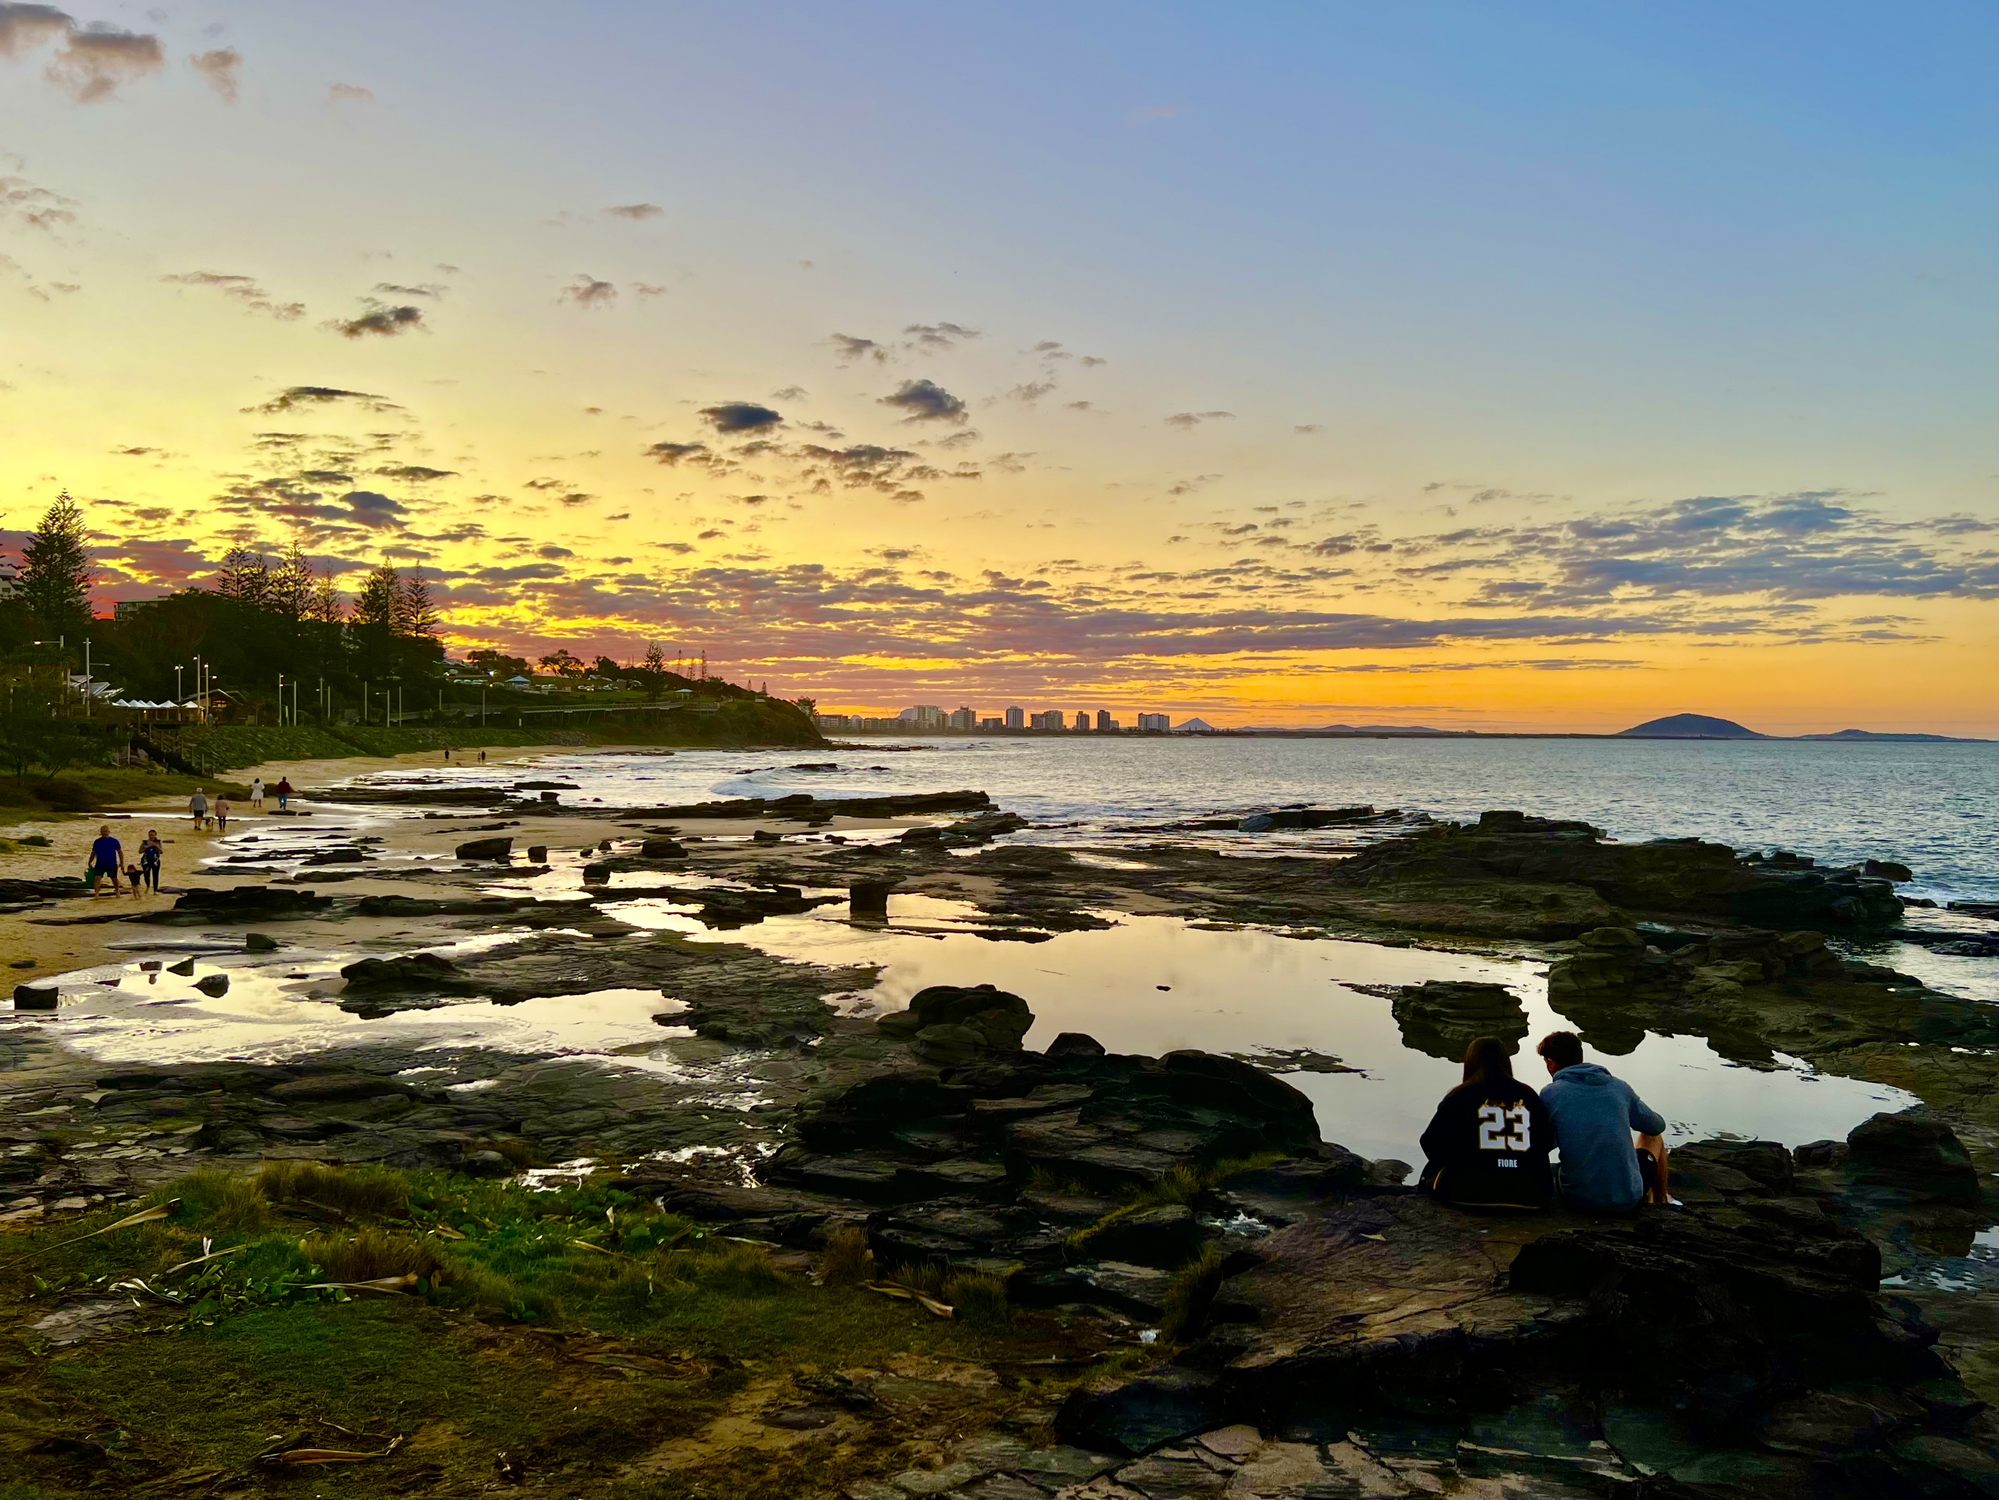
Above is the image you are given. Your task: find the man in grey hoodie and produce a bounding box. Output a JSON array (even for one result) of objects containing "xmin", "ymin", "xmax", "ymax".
[{"xmin": 1536, "ymin": 1031, "xmax": 1669, "ymax": 1210}]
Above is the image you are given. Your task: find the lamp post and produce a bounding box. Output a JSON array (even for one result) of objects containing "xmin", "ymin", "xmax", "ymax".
[
  {"xmin": 174, "ymin": 664, "xmax": 184, "ymax": 704},
  {"xmin": 277, "ymin": 672, "xmax": 285, "ymax": 726}
]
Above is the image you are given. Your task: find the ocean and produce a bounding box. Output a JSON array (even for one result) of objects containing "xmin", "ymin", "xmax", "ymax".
[{"xmin": 393, "ymin": 735, "xmax": 1999, "ymax": 905}]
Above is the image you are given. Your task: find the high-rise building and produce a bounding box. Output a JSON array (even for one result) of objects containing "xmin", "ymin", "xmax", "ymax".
[
  {"xmin": 1137, "ymin": 712, "xmax": 1170, "ymax": 733},
  {"xmin": 1004, "ymin": 705, "xmax": 1025, "ymax": 729},
  {"xmin": 1073, "ymin": 710, "xmax": 1090, "ymax": 732},
  {"xmin": 1029, "ymin": 710, "xmax": 1064, "ymax": 731},
  {"xmin": 978, "ymin": 716, "xmax": 1004, "ymax": 732},
  {"xmin": 898, "ymin": 705, "xmax": 947, "ymax": 729},
  {"xmin": 1095, "ymin": 709, "xmax": 1115, "ymax": 733},
  {"xmin": 949, "ymin": 706, "xmax": 976, "ymax": 731}
]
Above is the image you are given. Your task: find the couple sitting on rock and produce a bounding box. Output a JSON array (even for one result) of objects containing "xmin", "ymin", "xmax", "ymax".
[{"xmin": 1419, "ymin": 1030, "xmax": 1669, "ymax": 1213}]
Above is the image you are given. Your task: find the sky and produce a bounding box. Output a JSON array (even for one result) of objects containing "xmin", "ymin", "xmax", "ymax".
[{"xmin": 2, "ymin": 0, "xmax": 1994, "ymax": 732}]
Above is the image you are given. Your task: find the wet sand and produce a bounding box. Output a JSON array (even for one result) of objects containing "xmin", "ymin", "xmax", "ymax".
[{"xmin": 0, "ymin": 744, "xmax": 624, "ymax": 982}]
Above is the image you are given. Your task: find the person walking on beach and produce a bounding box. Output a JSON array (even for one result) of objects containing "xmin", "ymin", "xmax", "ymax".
[
  {"xmin": 188, "ymin": 788, "xmax": 208, "ymax": 829},
  {"xmin": 1536, "ymin": 1031, "xmax": 1670, "ymax": 1210},
  {"xmin": 250, "ymin": 776, "xmax": 265, "ymax": 810},
  {"xmin": 477, "ymin": 749, "xmax": 486, "ymax": 764},
  {"xmin": 214, "ymin": 794, "xmax": 231, "ymax": 833},
  {"xmin": 87, "ymin": 825, "xmax": 124, "ymax": 896},
  {"xmin": 274, "ymin": 776, "xmax": 294, "ymax": 811},
  {"xmin": 1418, "ymin": 1037, "xmax": 1554, "ymax": 1211},
  {"xmin": 139, "ymin": 830, "xmax": 163, "ymax": 892}
]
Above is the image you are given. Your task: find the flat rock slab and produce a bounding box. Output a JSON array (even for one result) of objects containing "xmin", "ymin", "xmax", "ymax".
[{"xmin": 1207, "ymin": 1194, "xmax": 1566, "ymax": 1410}]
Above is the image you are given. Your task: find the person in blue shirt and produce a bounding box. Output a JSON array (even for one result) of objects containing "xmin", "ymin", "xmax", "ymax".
[
  {"xmin": 87, "ymin": 825, "xmax": 124, "ymax": 896},
  {"xmin": 1536, "ymin": 1030, "xmax": 1670, "ymax": 1211}
]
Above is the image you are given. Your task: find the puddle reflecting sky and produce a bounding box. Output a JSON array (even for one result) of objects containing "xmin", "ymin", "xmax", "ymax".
[{"xmin": 608, "ymin": 897, "xmax": 1919, "ymax": 1164}]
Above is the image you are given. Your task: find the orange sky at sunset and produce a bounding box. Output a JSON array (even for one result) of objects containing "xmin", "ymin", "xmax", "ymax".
[{"xmin": 3, "ymin": 4, "xmax": 1993, "ymax": 733}]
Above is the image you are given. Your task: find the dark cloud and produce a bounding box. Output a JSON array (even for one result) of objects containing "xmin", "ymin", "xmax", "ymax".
[
  {"xmin": 1002, "ymin": 379, "xmax": 1057, "ymax": 405},
  {"xmin": 334, "ymin": 300, "xmax": 425, "ymax": 338},
  {"xmin": 645, "ymin": 440, "xmax": 712, "ymax": 466},
  {"xmin": 375, "ymin": 464, "xmax": 456, "ymax": 482},
  {"xmin": 1165, "ymin": 410, "xmax": 1234, "ymax": 429},
  {"xmin": 828, "ymin": 333, "xmax": 886, "ymax": 364},
  {"xmin": 605, "ymin": 202, "xmax": 662, "ymax": 220},
  {"xmin": 189, "ymin": 46, "xmax": 238, "ymax": 102},
  {"xmin": 903, "ymin": 321, "xmax": 979, "ymax": 352},
  {"xmin": 48, "ymin": 22, "xmax": 164, "ymax": 102},
  {"xmin": 699, "ymin": 401, "xmax": 784, "ymax": 435},
  {"xmin": 162, "ymin": 270, "xmax": 303, "ymax": 320},
  {"xmin": 879, "ymin": 378, "xmax": 967, "ymax": 424},
  {"xmin": 561, "ymin": 274, "xmax": 617, "ymax": 307},
  {"xmin": 250, "ymin": 385, "xmax": 402, "ymax": 414},
  {"xmin": 374, "ymin": 281, "xmax": 445, "ymax": 300},
  {"xmin": 0, "ymin": 5, "xmax": 71, "ymax": 55},
  {"xmin": 0, "ymin": 170, "xmax": 78, "ymax": 230}
]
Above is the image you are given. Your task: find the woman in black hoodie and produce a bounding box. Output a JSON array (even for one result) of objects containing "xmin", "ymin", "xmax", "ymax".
[{"xmin": 1418, "ymin": 1036, "xmax": 1555, "ymax": 1211}]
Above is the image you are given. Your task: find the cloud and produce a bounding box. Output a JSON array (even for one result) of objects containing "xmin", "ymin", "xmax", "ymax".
[
  {"xmin": 1165, "ymin": 410, "xmax": 1234, "ymax": 429},
  {"xmin": 829, "ymin": 333, "xmax": 886, "ymax": 364},
  {"xmin": 189, "ymin": 46, "xmax": 238, "ymax": 102},
  {"xmin": 1294, "ymin": 423, "xmax": 1322, "ymax": 435},
  {"xmin": 698, "ymin": 401, "xmax": 784, "ymax": 435},
  {"xmin": 903, "ymin": 321, "xmax": 979, "ymax": 352},
  {"xmin": 374, "ymin": 281, "xmax": 445, "ymax": 300},
  {"xmin": 327, "ymin": 81, "xmax": 371, "ymax": 105},
  {"xmin": 334, "ymin": 490, "xmax": 407, "ymax": 528},
  {"xmin": 250, "ymin": 385, "xmax": 402, "ymax": 414},
  {"xmin": 1002, "ymin": 379, "xmax": 1057, "ymax": 405},
  {"xmin": 0, "ymin": 171, "xmax": 77, "ymax": 231},
  {"xmin": 0, "ymin": 5, "xmax": 70, "ymax": 55},
  {"xmin": 376, "ymin": 464, "xmax": 456, "ymax": 482},
  {"xmin": 561, "ymin": 274, "xmax": 617, "ymax": 307},
  {"xmin": 645, "ymin": 440, "xmax": 712, "ymax": 466},
  {"xmin": 333, "ymin": 300, "xmax": 425, "ymax": 338},
  {"xmin": 1, "ymin": 7, "xmax": 163, "ymax": 102},
  {"xmin": 879, "ymin": 378, "xmax": 968, "ymax": 424},
  {"xmin": 47, "ymin": 23, "xmax": 164, "ymax": 102},
  {"xmin": 162, "ymin": 270, "xmax": 303, "ymax": 320},
  {"xmin": 605, "ymin": 202, "xmax": 662, "ymax": 220}
]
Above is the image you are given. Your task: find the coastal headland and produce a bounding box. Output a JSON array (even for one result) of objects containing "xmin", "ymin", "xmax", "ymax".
[{"xmin": 1, "ymin": 748, "xmax": 1995, "ymax": 1497}]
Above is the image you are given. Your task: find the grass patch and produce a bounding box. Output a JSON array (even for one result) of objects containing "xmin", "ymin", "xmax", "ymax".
[
  {"xmin": 1160, "ymin": 1244, "xmax": 1225, "ymax": 1343},
  {"xmin": 0, "ymin": 1164, "xmax": 1110, "ymax": 1497},
  {"xmin": 1065, "ymin": 1152, "xmax": 1284, "ymax": 1255},
  {"xmin": 816, "ymin": 1224, "xmax": 872, "ymax": 1287}
]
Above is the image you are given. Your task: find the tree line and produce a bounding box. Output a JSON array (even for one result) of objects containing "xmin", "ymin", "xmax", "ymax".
[{"xmin": 1, "ymin": 491, "xmax": 757, "ymax": 721}]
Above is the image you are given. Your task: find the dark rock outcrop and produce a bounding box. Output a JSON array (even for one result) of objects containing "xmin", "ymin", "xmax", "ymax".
[
  {"xmin": 1384, "ymin": 979, "xmax": 1529, "ymax": 1060},
  {"xmin": 454, "ymin": 836, "xmax": 514, "ymax": 861},
  {"xmin": 1333, "ymin": 811, "xmax": 1904, "ymax": 931},
  {"xmin": 168, "ymin": 887, "xmax": 330, "ymax": 919}
]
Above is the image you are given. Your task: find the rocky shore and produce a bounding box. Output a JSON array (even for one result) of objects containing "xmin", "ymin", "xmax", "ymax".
[{"xmin": 2, "ymin": 777, "xmax": 1995, "ymax": 1496}]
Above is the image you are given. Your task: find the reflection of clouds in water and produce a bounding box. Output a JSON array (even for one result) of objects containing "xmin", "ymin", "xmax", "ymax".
[{"xmin": 687, "ymin": 901, "xmax": 1917, "ymax": 1166}]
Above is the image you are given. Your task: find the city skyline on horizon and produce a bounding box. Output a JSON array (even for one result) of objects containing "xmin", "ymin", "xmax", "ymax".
[{"xmin": 3, "ymin": 3, "xmax": 1994, "ymax": 736}]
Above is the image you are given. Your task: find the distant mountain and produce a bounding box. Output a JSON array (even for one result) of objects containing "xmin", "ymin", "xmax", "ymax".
[
  {"xmin": 1797, "ymin": 729, "xmax": 1978, "ymax": 743},
  {"xmin": 1173, "ymin": 717, "xmax": 1220, "ymax": 734},
  {"xmin": 1617, "ymin": 713, "xmax": 1765, "ymax": 739}
]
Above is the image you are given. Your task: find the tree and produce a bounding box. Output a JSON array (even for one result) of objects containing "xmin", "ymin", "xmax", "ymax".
[
  {"xmin": 268, "ymin": 542, "xmax": 313, "ymax": 623},
  {"xmin": 641, "ymin": 642, "xmax": 667, "ymax": 701},
  {"xmin": 215, "ymin": 546, "xmax": 270, "ymax": 609},
  {"xmin": 18, "ymin": 490, "xmax": 94, "ymax": 641},
  {"xmin": 467, "ymin": 648, "xmax": 528, "ymax": 677},
  {"xmin": 395, "ymin": 568, "xmax": 440, "ymax": 639},
  {"xmin": 539, "ymin": 649, "xmax": 584, "ymax": 679},
  {"xmin": 354, "ymin": 565, "xmax": 400, "ymax": 630}
]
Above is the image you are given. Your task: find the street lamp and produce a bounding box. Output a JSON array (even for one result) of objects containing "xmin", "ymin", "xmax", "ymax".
[{"xmin": 277, "ymin": 672, "xmax": 285, "ymax": 726}]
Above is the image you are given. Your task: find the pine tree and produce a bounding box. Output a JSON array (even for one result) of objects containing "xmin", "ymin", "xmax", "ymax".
[
  {"xmin": 310, "ymin": 572, "xmax": 344, "ymax": 627},
  {"xmin": 18, "ymin": 490, "xmax": 94, "ymax": 641},
  {"xmin": 216, "ymin": 546, "xmax": 270, "ymax": 608},
  {"xmin": 642, "ymin": 641, "xmax": 667, "ymax": 701},
  {"xmin": 394, "ymin": 568, "xmax": 439, "ymax": 639},
  {"xmin": 269, "ymin": 542, "xmax": 313, "ymax": 623},
  {"xmin": 353, "ymin": 565, "xmax": 400, "ymax": 630}
]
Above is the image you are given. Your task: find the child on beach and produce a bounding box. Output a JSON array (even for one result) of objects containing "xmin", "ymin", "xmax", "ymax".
[
  {"xmin": 250, "ymin": 777, "xmax": 265, "ymax": 809},
  {"xmin": 214, "ymin": 795, "xmax": 231, "ymax": 833}
]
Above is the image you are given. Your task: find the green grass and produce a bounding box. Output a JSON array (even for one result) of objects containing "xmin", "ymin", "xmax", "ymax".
[
  {"xmin": 0, "ymin": 764, "xmax": 228, "ymax": 816},
  {"xmin": 0, "ymin": 1163, "xmax": 1085, "ymax": 1497}
]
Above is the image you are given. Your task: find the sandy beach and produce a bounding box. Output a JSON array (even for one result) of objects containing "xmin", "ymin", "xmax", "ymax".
[{"xmin": 0, "ymin": 744, "xmax": 609, "ymax": 981}]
